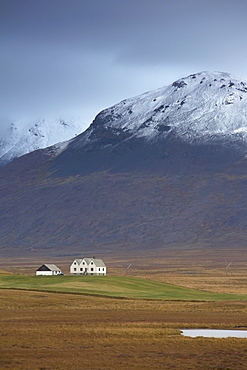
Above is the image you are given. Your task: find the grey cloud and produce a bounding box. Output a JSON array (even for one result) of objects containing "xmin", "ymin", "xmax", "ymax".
[
  {"xmin": 1, "ymin": 0, "xmax": 247, "ymax": 130},
  {"xmin": 0, "ymin": 116, "xmax": 13, "ymax": 137}
]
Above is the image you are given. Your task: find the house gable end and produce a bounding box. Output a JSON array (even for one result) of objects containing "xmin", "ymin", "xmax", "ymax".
[{"xmin": 36, "ymin": 264, "xmax": 50, "ymax": 271}]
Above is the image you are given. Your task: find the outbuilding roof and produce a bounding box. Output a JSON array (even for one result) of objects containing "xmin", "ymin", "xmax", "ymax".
[{"xmin": 36, "ymin": 264, "xmax": 61, "ymax": 272}]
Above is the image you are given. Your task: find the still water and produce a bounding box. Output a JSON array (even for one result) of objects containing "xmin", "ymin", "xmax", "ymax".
[{"xmin": 181, "ymin": 329, "xmax": 247, "ymax": 338}]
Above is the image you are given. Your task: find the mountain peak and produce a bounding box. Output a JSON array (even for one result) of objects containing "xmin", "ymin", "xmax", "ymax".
[
  {"xmin": 174, "ymin": 71, "xmax": 237, "ymax": 84},
  {"xmin": 49, "ymin": 71, "xmax": 247, "ymax": 178},
  {"xmin": 75, "ymin": 71, "xmax": 247, "ymax": 149},
  {"xmin": 0, "ymin": 116, "xmax": 85, "ymax": 166}
]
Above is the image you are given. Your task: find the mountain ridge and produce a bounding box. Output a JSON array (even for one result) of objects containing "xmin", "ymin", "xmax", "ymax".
[
  {"xmin": 0, "ymin": 115, "xmax": 85, "ymax": 166},
  {"xmin": 49, "ymin": 71, "xmax": 247, "ymax": 177},
  {"xmin": 76, "ymin": 71, "xmax": 247, "ymax": 144}
]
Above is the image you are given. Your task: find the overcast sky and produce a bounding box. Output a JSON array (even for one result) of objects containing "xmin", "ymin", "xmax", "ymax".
[{"xmin": 1, "ymin": 0, "xmax": 247, "ymax": 132}]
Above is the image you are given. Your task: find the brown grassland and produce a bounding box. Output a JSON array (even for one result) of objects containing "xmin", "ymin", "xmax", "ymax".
[{"xmin": 0, "ymin": 249, "xmax": 247, "ymax": 369}]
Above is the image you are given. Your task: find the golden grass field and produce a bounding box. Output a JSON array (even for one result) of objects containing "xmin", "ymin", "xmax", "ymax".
[{"xmin": 0, "ymin": 249, "xmax": 247, "ymax": 369}]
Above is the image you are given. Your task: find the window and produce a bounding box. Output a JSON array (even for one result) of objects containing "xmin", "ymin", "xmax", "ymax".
[
  {"xmin": 74, "ymin": 262, "xmax": 76, "ymax": 265},
  {"xmin": 80, "ymin": 268, "xmax": 82, "ymax": 271},
  {"xmin": 91, "ymin": 268, "xmax": 94, "ymax": 271},
  {"xmin": 98, "ymin": 268, "xmax": 100, "ymax": 271},
  {"xmin": 74, "ymin": 268, "xmax": 76, "ymax": 271}
]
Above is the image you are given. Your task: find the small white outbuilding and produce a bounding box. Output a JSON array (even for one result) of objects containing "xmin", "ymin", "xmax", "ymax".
[{"xmin": 36, "ymin": 264, "xmax": 63, "ymax": 276}]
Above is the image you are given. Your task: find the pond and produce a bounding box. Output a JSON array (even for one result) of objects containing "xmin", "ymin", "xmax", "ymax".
[{"xmin": 181, "ymin": 329, "xmax": 247, "ymax": 338}]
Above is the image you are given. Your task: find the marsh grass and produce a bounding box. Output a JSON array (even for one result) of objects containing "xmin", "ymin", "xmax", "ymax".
[{"xmin": 1, "ymin": 290, "xmax": 247, "ymax": 369}]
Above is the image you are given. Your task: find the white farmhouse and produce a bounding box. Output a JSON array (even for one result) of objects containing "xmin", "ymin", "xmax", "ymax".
[
  {"xmin": 36, "ymin": 264, "xmax": 63, "ymax": 276},
  {"xmin": 70, "ymin": 257, "xmax": 106, "ymax": 275}
]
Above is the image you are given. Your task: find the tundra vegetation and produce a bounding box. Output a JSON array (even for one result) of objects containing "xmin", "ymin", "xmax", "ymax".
[{"xmin": 0, "ymin": 252, "xmax": 247, "ymax": 369}]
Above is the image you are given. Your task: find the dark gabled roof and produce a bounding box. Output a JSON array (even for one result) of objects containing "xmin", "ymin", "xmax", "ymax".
[{"xmin": 36, "ymin": 264, "xmax": 61, "ymax": 272}]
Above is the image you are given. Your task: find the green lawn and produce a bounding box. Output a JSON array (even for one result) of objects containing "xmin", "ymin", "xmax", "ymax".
[{"xmin": 0, "ymin": 274, "xmax": 246, "ymax": 301}]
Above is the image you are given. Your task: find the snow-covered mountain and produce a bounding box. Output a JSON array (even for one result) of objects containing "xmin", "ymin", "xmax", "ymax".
[
  {"xmin": 0, "ymin": 115, "xmax": 85, "ymax": 166},
  {"xmin": 2, "ymin": 71, "xmax": 247, "ymax": 168},
  {"xmin": 50, "ymin": 71, "xmax": 247, "ymax": 177},
  {"xmin": 78, "ymin": 71, "xmax": 247, "ymax": 147}
]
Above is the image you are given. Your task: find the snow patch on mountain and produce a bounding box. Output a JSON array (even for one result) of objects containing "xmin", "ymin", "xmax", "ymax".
[
  {"xmin": 0, "ymin": 115, "xmax": 84, "ymax": 165},
  {"xmin": 84, "ymin": 71, "xmax": 247, "ymax": 147}
]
